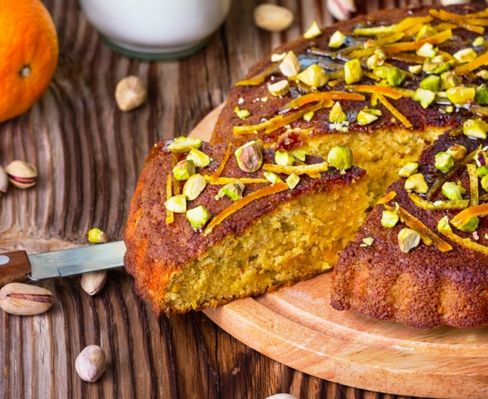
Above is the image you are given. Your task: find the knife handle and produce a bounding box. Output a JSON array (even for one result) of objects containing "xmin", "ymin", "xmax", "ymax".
[{"xmin": 0, "ymin": 251, "xmax": 32, "ymax": 286}]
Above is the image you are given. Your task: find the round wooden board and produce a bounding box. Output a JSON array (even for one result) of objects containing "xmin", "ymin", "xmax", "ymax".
[{"xmin": 192, "ymin": 106, "xmax": 488, "ymax": 399}]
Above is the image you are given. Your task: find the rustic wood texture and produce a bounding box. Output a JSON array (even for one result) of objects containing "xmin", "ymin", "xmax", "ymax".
[{"xmin": 0, "ymin": 0, "xmax": 455, "ymax": 398}]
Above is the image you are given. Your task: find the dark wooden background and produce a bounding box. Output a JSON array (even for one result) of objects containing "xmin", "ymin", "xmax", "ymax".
[{"xmin": 0, "ymin": 0, "xmax": 441, "ymax": 398}]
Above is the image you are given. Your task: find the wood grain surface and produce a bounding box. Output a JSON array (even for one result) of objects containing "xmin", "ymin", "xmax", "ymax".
[{"xmin": 0, "ymin": 0, "xmax": 449, "ymax": 398}]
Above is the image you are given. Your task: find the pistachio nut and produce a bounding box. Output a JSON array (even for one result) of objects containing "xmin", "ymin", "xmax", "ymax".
[
  {"xmin": 327, "ymin": 145, "xmax": 353, "ymax": 171},
  {"xmin": 215, "ymin": 182, "xmax": 244, "ymax": 201},
  {"xmin": 75, "ymin": 345, "xmax": 106, "ymax": 383},
  {"xmin": 167, "ymin": 137, "xmax": 202, "ymax": 153},
  {"xmin": 434, "ymin": 151, "xmax": 455, "ymax": 173},
  {"xmin": 303, "ymin": 21, "xmax": 322, "ymax": 39},
  {"xmin": 453, "ymin": 48, "xmax": 477, "ymax": 64},
  {"xmin": 286, "ymin": 173, "xmax": 300, "ymax": 189},
  {"xmin": 183, "ymin": 174, "xmax": 207, "ymax": 201},
  {"xmin": 291, "ymin": 150, "xmax": 307, "ymax": 162},
  {"xmin": 381, "ymin": 210, "xmax": 399, "ymax": 228},
  {"xmin": 235, "ymin": 140, "xmax": 263, "ymax": 173},
  {"xmin": 398, "ymin": 228, "xmax": 420, "ymax": 253},
  {"xmin": 404, "ymin": 173, "xmax": 428, "ymax": 194},
  {"xmin": 473, "ymin": 36, "xmax": 485, "ymax": 47},
  {"xmin": 264, "ymin": 171, "xmax": 283, "ymax": 184},
  {"xmin": 463, "ymin": 118, "xmax": 488, "ymax": 139},
  {"xmin": 481, "ymin": 175, "xmax": 488, "ymax": 192},
  {"xmin": 441, "ymin": 181, "xmax": 464, "ymax": 201},
  {"xmin": 87, "ymin": 228, "xmax": 109, "ymax": 244},
  {"xmin": 267, "ymin": 80, "xmax": 290, "ymax": 97},
  {"xmin": 416, "ymin": 42, "xmax": 436, "ymax": 58},
  {"xmin": 115, "ymin": 76, "xmax": 147, "ymax": 112},
  {"xmin": 5, "ymin": 160, "xmax": 37, "ymax": 189},
  {"xmin": 279, "ymin": 51, "xmax": 301, "ymax": 77},
  {"xmin": 344, "ymin": 59, "xmax": 362, "ymax": 85},
  {"xmin": 275, "ymin": 150, "xmax": 294, "ymax": 166},
  {"xmin": 173, "ymin": 159, "xmax": 196, "ymax": 181},
  {"xmin": 165, "ymin": 195, "xmax": 187, "ymax": 213},
  {"xmin": 329, "ymin": 30, "xmax": 346, "ymax": 48},
  {"xmin": 234, "ymin": 106, "xmax": 251, "ymax": 120},
  {"xmin": 326, "ymin": 0, "xmax": 355, "ymax": 21},
  {"xmin": 398, "ymin": 162, "xmax": 418, "ymax": 178},
  {"xmin": 265, "ymin": 394, "xmax": 296, "ymax": 399},
  {"xmin": 446, "ymin": 85, "xmax": 476, "ymax": 105},
  {"xmin": 186, "ymin": 148, "xmax": 211, "ymax": 168},
  {"xmin": 0, "ymin": 283, "xmax": 53, "ymax": 316},
  {"xmin": 254, "ymin": 4, "xmax": 293, "ymax": 33},
  {"xmin": 296, "ymin": 64, "xmax": 328, "ymax": 89},
  {"xmin": 414, "ymin": 88, "xmax": 435, "ymax": 109},
  {"xmin": 357, "ymin": 109, "xmax": 380, "ymax": 125},
  {"xmin": 329, "ymin": 102, "xmax": 346, "ymax": 123},
  {"xmin": 0, "ymin": 166, "xmax": 7, "ymax": 195},
  {"xmin": 452, "ymin": 216, "xmax": 479, "ymax": 233},
  {"xmin": 186, "ymin": 205, "xmax": 211, "ymax": 230},
  {"xmin": 81, "ymin": 271, "xmax": 108, "ymax": 296},
  {"xmin": 446, "ymin": 144, "xmax": 467, "ymax": 160}
]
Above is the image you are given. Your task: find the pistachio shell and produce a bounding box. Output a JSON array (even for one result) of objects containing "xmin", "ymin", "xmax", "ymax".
[
  {"xmin": 75, "ymin": 345, "xmax": 106, "ymax": 382},
  {"xmin": 5, "ymin": 160, "xmax": 37, "ymax": 189},
  {"xmin": 254, "ymin": 4, "xmax": 293, "ymax": 32},
  {"xmin": 81, "ymin": 271, "xmax": 108, "ymax": 296},
  {"xmin": 0, "ymin": 166, "xmax": 8, "ymax": 194},
  {"xmin": 115, "ymin": 76, "xmax": 147, "ymax": 112},
  {"xmin": 0, "ymin": 283, "xmax": 53, "ymax": 316}
]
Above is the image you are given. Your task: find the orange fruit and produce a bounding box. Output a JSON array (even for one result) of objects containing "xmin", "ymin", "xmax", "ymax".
[{"xmin": 0, "ymin": 0, "xmax": 58, "ymax": 123}]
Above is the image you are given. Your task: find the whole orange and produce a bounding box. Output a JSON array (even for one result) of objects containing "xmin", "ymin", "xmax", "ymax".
[{"xmin": 0, "ymin": 0, "xmax": 58, "ymax": 123}]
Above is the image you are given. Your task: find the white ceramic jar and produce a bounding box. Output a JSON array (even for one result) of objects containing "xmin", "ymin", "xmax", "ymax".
[{"xmin": 79, "ymin": 0, "xmax": 232, "ymax": 60}]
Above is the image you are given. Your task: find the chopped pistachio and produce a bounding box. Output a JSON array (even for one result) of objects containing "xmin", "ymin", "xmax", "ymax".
[
  {"xmin": 404, "ymin": 173, "xmax": 428, "ymax": 194},
  {"xmin": 165, "ymin": 195, "xmax": 187, "ymax": 213},
  {"xmin": 286, "ymin": 173, "xmax": 300, "ymax": 189},
  {"xmin": 446, "ymin": 85, "xmax": 476, "ymax": 105},
  {"xmin": 398, "ymin": 228, "xmax": 421, "ymax": 253},
  {"xmin": 360, "ymin": 236, "xmax": 374, "ymax": 247},
  {"xmin": 366, "ymin": 49, "xmax": 386, "ymax": 70},
  {"xmin": 441, "ymin": 181, "xmax": 463, "ymax": 200},
  {"xmin": 453, "ymin": 216, "xmax": 479, "ymax": 233},
  {"xmin": 420, "ymin": 75, "xmax": 441, "ymax": 92},
  {"xmin": 296, "ymin": 64, "xmax": 328, "ymax": 88},
  {"xmin": 453, "ymin": 48, "xmax": 477, "ymax": 64},
  {"xmin": 275, "ymin": 150, "xmax": 294, "ymax": 166},
  {"xmin": 357, "ymin": 109, "xmax": 380, "ymax": 125},
  {"xmin": 329, "ymin": 30, "xmax": 346, "ymax": 48},
  {"xmin": 182, "ymin": 174, "xmax": 207, "ymax": 200},
  {"xmin": 173, "ymin": 160, "xmax": 196, "ymax": 181},
  {"xmin": 381, "ymin": 210, "xmax": 399, "ymax": 228},
  {"xmin": 446, "ymin": 144, "xmax": 467, "ymax": 160},
  {"xmin": 416, "ymin": 42, "xmax": 436, "ymax": 58},
  {"xmin": 481, "ymin": 175, "xmax": 488, "ymax": 191},
  {"xmin": 408, "ymin": 64, "xmax": 422, "ymax": 74},
  {"xmin": 476, "ymin": 84, "xmax": 488, "ymax": 105},
  {"xmin": 344, "ymin": 59, "xmax": 363, "ymax": 85},
  {"xmin": 473, "ymin": 36, "xmax": 485, "ymax": 47},
  {"xmin": 303, "ymin": 111, "xmax": 315, "ymax": 122},
  {"xmin": 268, "ymin": 79, "xmax": 290, "ymax": 97},
  {"xmin": 374, "ymin": 66, "xmax": 406, "ymax": 87},
  {"xmin": 264, "ymin": 171, "xmax": 283, "ymax": 184},
  {"xmin": 327, "ymin": 145, "xmax": 353, "ymax": 170},
  {"xmin": 416, "ymin": 24, "xmax": 436, "ymax": 41},
  {"xmin": 463, "ymin": 118, "xmax": 488, "ymax": 139},
  {"xmin": 215, "ymin": 182, "xmax": 244, "ymax": 201},
  {"xmin": 434, "ymin": 152, "xmax": 455, "ymax": 173},
  {"xmin": 440, "ymin": 71, "xmax": 459, "ymax": 90},
  {"xmin": 413, "ymin": 88, "xmax": 436, "ymax": 109},
  {"xmin": 235, "ymin": 140, "xmax": 263, "ymax": 173},
  {"xmin": 167, "ymin": 136, "xmax": 202, "ymax": 153},
  {"xmin": 444, "ymin": 105, "xmax": 454, "ymax": 113},
  {"xmin": 87, "ymin": 228, "xmax": 109, "ymax": 244},
  {"xmin": 186, "ymin": 205, "xmax": 211, "ymax": 230},
  {"xmin": 304, "ymin": 21, "xmax": 322, "ymax": 39},
  {"xmin": 423, "ymin": 60, "xmax": 452, "ymax": 75},
  {"xmin": 477, "ymin": 70, "xmax": 488, "ymax": 80},
  {"xmin": 398, "ymin": 162, "xmax": 419, "ymax": 178},
  {"xmin": 478, "ymin": 166, "xmax": 488, "ymax": 177},
  {"xmin": 271, "ymin": 52, "xmax": 287, "ymax": 62},
  {"xmin": 279, "ymin": 51, "xmax": 301, "ymax": 77},
  {"xmin": 291, "ymin": 150, "xmax": 307, "ymax": 162},
  {"xmin": 329, "ymin": 102, "xmax": 346, "ymax": 123},
  {"xmin": 187, "ymin": 148, "xmax": 211, "ymax": 168},
  {"xmin": 234, "ymin": 106, "xmax": 251, "ymax": 120}
]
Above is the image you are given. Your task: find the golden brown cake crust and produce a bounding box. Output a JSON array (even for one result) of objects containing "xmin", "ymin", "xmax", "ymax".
[
  {"xmin": 211, "ymin": 4, "xmax": 485, "ymax": 148},
  {"xmin": 331, "ymin": 130, "xmax": 488, "ymax": 328}
]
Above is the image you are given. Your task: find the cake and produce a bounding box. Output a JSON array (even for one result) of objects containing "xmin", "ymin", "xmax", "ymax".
[
  {"xmin": 124, "ymin": 139, "xmax": 369, "ymax": 313},
  {"xmin": 125, "ymin": 2, "xmax": 488, "ymax": 326}
]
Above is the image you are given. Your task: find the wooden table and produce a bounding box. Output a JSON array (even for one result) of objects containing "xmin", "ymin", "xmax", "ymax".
[{"xmin": 0, "ymin": 0, "xmax": 442, "ymax": 398}]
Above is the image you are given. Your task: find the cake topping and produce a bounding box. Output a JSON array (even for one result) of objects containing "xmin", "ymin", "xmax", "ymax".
[
  {"xmin": 327, "ymin": 145, "xmax": 353, "ymax": 171},
  {"xmin": 235, "ymin": 140, "xmax": 263, "ymax": 173},
  {"xmin": 165, "ymin": 195, "xmax": 187, "ymax": 214},
  {"xmin": 398, "ymin": 162, "xmax": 418, "ymax": 177},
  {"xmin": 434, "ymin": 151, "xmax": 455, "ymax": 173},
  {"xmin": 441, "ymin": 181, "xmax": 464, "ymax": 201},
  {"xmin": 182, "ymin": 174, "xmax": 207, "ymax": 201},
  {"xmin": 187, "ymin": 148, "xmax": 211, "ymax": 168},
  {"xmin": 279, "ymin": 51, "xmax": 301, "ymax": 77},
  {"xmin": 167, "ymin": 137, "xmax": 202, "ymax": 153},
  {"xmin": 404, "ymin": 173, "xmax": 428, "ymax": 194},
  {"xmin": 286, "ymin": 173, "xmax": 300, "ymax": 189},
  {"xmin": 381, "ymin": 210, "xmax": 399, "ymax": 228},
  {"xmin": 398, "ymin": 228, "xmax": 421, "ymax": 253},
  {"xmin": 267, "ymin": 80, "xmax": 290, "ymax": 97},
  {"xmin": 304, "ymin": 21, "xmax": 322, "ymax": 39},
  {"xmin": 186, "ymin": 205, "xmax": 211, "ymax": 230},
  {"xmin": 215, "ymin": 182, "xmax": 244, "ymax": 201},
  {"xmin": 329, "ymin": 31, "xmax": 346, "ymax": 48},
  {"xmin": 173, "ymin": 160, "xmax": 196, "ymax": 181}
]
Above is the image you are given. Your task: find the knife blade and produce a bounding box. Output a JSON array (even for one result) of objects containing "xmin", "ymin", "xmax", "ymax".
[{"xmin": 0, "ymin": 241, "xmax": 126, "ymax": 285}]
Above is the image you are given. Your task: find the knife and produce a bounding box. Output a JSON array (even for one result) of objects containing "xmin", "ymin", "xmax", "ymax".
[{"xmin": 0, "ymin": 241, "xmax": 126, "ymax": 286}]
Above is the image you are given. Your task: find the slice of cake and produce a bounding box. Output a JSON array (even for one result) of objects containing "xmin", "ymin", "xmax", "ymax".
[
  {"xmin": 211, "ymin": 3, "xmax": 487, "ymax": 198},
  {"xmin": 331, "ymin": 125, "xmax": 488, "ymax": 328},
  {"xmin": 124, "ymin": 138, "xmax": 369, "ymax": 313}
]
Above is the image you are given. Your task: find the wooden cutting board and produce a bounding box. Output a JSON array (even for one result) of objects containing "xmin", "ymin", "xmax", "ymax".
[{"xmin": 191, "ymin": 106, "xmax": 488, "ymax": 399}]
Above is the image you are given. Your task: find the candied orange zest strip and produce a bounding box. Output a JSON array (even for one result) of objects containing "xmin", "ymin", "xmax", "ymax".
[
  {"xmin": 438, "ymin": 223, "xmax": 488, "ymax": 256},
  {"xmin": 394, "ymin": 15, "xmax": 434, "ymax": 31},
  {"xmin": 284, "ymin": 91, "xmax": 365, "ymax": 109},
  {"xmin": 347, "ymin": 85, "xmax": 404, "ymax": 100},
  {"xmin": 235, "ymin": 64, "xmax": 278, "ymax": 86},
  {"xmin": 455, "ymin": 49, "xmax": 488, "ymax": 75},
  {"xmin": 352, "ymin": 15, "xmax": 432, "ymax": 36},
  {"xmin": 397, "ymin": 206, "xmax": 453, "ymax": 252},
  {"xmin": 377, "ymin": 191, "xmax": 396, "ymax": 205},
  {"xmin": 388, "ymin": 53, "xmax": 426, "ymax": 64},
  {"xmin": 408, "ymin": 193, "xmax": 469, "ymax": 210},
  {"xmin": 204, "ymin": 176, "xmax": 268, "ymax": 185},
  {"xmin": 429, "ymin": 9, "xmax": 484, "ymax": 34},
  {"xmin": 451, "ymin": 203, "xmax": 488, "ymax": 227},
  {"xmin": 364, "ymin": 72, "xmax": 381, "ymax": 82},
  {"xmin": 203, "ymin": 182, "xmax": 288, "ymax": 236},
  {"xmin": 165, "ymin": 173, "xmax": 174, "ymax": 225},
  {"xmin": 212, "ymin": 142, "xmax": 232, "ymax": 178},
  {"xmin": 376, "ymin": 94, "xmax": 412, "ymax": 128},
  {"xmin": 383, "ymin": 29, "xmax": 452, "ymax": 54},
  {"xmin": 467, "ymin": 164, "xmax": 479, "ymax": 207},
  {"xmin": 233, "ymin": 102, "xmax": 326, "ymax": 136},
  {"xmin": 263, "ymin": 162, "xmax": 329, "ymax": 177}
]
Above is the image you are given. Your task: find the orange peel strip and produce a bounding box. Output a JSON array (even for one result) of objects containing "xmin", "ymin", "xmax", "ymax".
[
  {"xmin": 284, "ymin": 91, "xmax": 366, "ymax": 109},
  {"xmin": 438, "ymin": 220, "xmax": 488, "ymax": 256},
  {"xmin": 429, "ymin": 9, "xmax": 484, "ymax": 34},
  {"xmin": 397, "ymin": 206, "xmax": 453, "ymax": 252},
  {"xmin": 204, "ymin": 176, "xmax": 268, "ymax": 185},
  {"xmin": 451, "ymin": 203, "xmax": 488, "ymax": 227},
  {"xmin": 377, "ymin": 191, "xmax": 397, "ymax": 205},
  {"xmin": 468, "ymin": 164, "xmax": 479, "ymax": 207},
  {"xmin": 263, "ymin": 162, "xmax": 329, "ymax": 177},
  {"xmin": 212, "ymin": 142, "xmax": 232, "ymax": 178},
  {"xmin": 383, "ymin": 29, "xmax": 452, "ymax": 54},
  {"xmin": 408, "ymin": 193, "xmax": 468, "ymax": 210},
  {"xmin": 455, "ymin": 49, "xmax": 488, "ymax": 75},
  {"xmin": 347, "ymin": 85, "xmax": 404, "ymax": 100},
  {"xmin": 165, "ymin": 173, "xmax": 174, "ymax": 225},
  {"xmin": 203, "ymin": 182, "xmax": 288, "ymax": 236},
  {"xmin": 235, "ymin": 64, "xmax": 278, "ymax": 86},
  {"xmin": 377, "ymin": 94, "xmax": 412, "ymax": 128}
]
